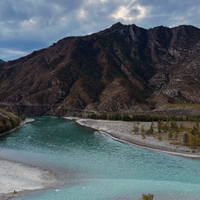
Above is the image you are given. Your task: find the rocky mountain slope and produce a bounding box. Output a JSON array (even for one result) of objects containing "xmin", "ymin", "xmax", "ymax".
[{"xmin": 1, "ymin": 22, "xmax": 200, "ymax": 116}]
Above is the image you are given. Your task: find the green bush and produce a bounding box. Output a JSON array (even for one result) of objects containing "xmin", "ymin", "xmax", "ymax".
[
  {"xmin": 20, "ymin": 115, "xmax": 26, "ymax": 121},
  {"xmin": 0, "ymin": 123, "xmax": 5, "ymax": 133}
]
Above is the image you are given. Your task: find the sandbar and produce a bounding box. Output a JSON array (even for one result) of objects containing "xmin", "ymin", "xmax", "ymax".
[
  {"xmin": 0, "ymin": 159, "xmax": 58, "ymax": 200},
  {"xmin": 65, "ymin": 117, "xmax": 200, "ymax": 158}
]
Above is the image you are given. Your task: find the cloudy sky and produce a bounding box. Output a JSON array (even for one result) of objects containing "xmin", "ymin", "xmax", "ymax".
[{"xmin": 1, "ymin": 0, "xmax": 200, "ymax": 61}]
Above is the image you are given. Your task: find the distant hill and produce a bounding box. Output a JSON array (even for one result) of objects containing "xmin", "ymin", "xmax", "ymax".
[
  {"xmin": 0, "ymin": 59, "xmax": 5, "ymax": 63},
  {"xmin": 1, "ymin": 22, "xmax": 200, "ymax": 116}
]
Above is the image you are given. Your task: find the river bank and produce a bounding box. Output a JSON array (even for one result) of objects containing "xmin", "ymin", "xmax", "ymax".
[
  {"xmin": 65, "ymin": 117, "xmax": 200, "ymax": 158},
  {"xmin": 0, "ymin": 118, "xmax": 35, "ymax": 137},
  {"xmin": 0, "ymin": 159, "xmax": 58, "ymax": 200},
  {"xmin": 0, "ymin": 118, "xmax": 58, "ymax": 200}
]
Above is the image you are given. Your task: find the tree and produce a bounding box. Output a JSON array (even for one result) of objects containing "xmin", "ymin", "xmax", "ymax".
[
  {"xmin": 168, "ymin": 130, "xmax": 173, "ymax": 139},
  {"xmin": 174, "ymin": 131, "xmax": 179, "ymax": 139},
  {"xmin": 133, "ymin": 125, "xmax": 139, "ymax": 133},
  {"xmin": 141, "ymin": 125, "xmax": 145, "ymax": 132},
  {"xmin": 139, "ymin": 193, "xmax": 154, "ymax": 200},
  {"xmin": 141, "ymin": 132, "xmax": 146, "ymax": 139},
  {"xmin": 157, "ymin": 120, "xmax": 161, "ymax": 133},
  {"xmin": 197, "ymin": 138, "xmax": 200, "ymax": 146},
  {"xmin": 99, "ymin": 114, "xmax": 107, "ymax": 120},
  {"xmin": 0, "ymin": 123, "xmax": 5, "ymax": 134},
  {"xmin": 3, "ymin": 119, "xmax": 12, "ymax": 132},
  {"xmin": 10, "ymin": 118, "xmax": 19, "ymax": 128},
  {"xmin": 149, "ymin": 123, "xmax": 154, "ymax": 135},
  {"xmin": 183, "ymin": 133, "xmax": 189, "ymax": 146},
  {"xmin": 180, "ymin": 122, "xmax": 185, "ymax": 130},
  {"xmin": 170, "ymin": 120, "xmax": 177, "ymax": 129},
  {"xmin": 175, "ymin": 125, "xmax": 179, "ymax": 133},
  {"xmin": 162, "ymin": 123, "xmax": 169, "ymax": 132},
  {"xmin": 189, "ymin": 134, "xmax": 197, "ymax": 147},
  {"xmin": 196, "ymin": 119, "xmax": 200, "ymax": 127},
  {"xmin": 190, "ymin": 126, "xmax": 198, "ymax": 135}
]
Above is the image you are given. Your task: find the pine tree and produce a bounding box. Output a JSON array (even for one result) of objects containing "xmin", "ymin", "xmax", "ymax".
[
  {"xmin": 157, "ymin": 120, "xmax": 161, "ymax": 133},
  {"xmin": 191, "ymin": 126, "xmax": 198, "ymax": 135},
  {"xmin": 183, "ymin": 133, "xmax": 189, "ymax": 145},
  {"xmin": 149, "ymin": 123, "xmax": 154, "ymax": 135},
  {"xmin": 162, "ymin": 123, "xmax": 169, "ymax": 132},
  {"xmin": 141, "ymin": 132, "xmax": 146, "ymax": 139},
  {"xmin": 141, "ymin": 125, "xmax": 145, "ymax": 132},
  {"xmin": 168, "ymin": 130, "xmax": 173, "ymax": 139},
  {"xmin": 189, "ymin": 134, "xmax": 197, "ymax": 147},
  {"xmin": 170, "ymin": 120, "xmax": 177, "ymax": 129},
  {"xmin": 174, "ymin": 131, "xmax": 179, "ymax": 139},
  {"xmin": 180, "ymin": 122, "xmax": 185, "ymax": 130},
  {"xmin": 175, "ymin": 125, "xmax": 179, "ymax": 133}
]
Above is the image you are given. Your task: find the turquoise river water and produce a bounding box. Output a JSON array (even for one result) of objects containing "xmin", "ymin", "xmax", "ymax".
[{"xmin": 0, "ymin": 117, "xmax": 200, "ymax": 200}]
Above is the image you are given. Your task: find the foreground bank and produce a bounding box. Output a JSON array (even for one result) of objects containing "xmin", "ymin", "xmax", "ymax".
[
  {"xmin": 0, "ymin": 118, "xmax": 58, "ymax": 200},
  {"xmin": 65, "ymin": 117, "xmax": 200, "ymax": 158},
  {"xmin": 0, "ymin": 159, "xmax": 57, "ymax": 200}
]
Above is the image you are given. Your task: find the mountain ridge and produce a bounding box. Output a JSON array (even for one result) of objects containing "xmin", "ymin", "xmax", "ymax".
[
  {"xmin": 1, "ymin": 22, "xmax": 200, "ymax": 116},
  {"xmin": 0, "ymin": 59, "xmax": 5, "ymax": 63}
]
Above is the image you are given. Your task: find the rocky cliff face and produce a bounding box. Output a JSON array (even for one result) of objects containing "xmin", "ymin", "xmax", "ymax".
[{"xmin": 1, "ymin": 23, "xmax": 200, "ymax": 116}]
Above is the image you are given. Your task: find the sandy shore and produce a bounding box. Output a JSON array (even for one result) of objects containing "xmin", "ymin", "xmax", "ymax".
[
  {"xmin": 0, "ymin": 118, "xmax": 58, "ymax": 200},
  {"xmin": 0, "ymin": 159, "xmax": 58, "ymax": 200},
  {"xmin": 65, "ymin": 117, "xmax": 200, "ymax": 158}
]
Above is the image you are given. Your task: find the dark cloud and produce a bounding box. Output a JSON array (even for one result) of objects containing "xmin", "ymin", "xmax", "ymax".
[{"xmin": 0, "ymin": 0, "xmax": 200, "ymax": 61}]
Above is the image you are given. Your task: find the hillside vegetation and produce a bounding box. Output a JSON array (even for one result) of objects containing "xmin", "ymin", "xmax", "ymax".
[{"xmin": 0, "ymin": 108, "xmax": 25, "ymax": 134}]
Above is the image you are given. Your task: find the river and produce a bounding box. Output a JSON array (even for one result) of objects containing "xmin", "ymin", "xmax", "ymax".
[{"xmin": 0, "ymin": 117, "xmax": 200, "ymax": 200}]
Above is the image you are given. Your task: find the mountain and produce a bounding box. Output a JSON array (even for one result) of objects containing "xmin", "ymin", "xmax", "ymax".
[
  {"xmin": 0, "ymin": 59, "xmax": 5, "ymax": 63},
  {"xmin": 1, "ymin": 22, "xmax": 200, "ymax": 116}
]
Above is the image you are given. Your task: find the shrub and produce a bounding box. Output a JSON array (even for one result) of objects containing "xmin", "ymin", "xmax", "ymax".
[
  {"xmin": 0, "ymin": 123, "xmax": 5, "ymax": 134},
  {"xmin": 133, "ymin": 125, "xmax": 139, "ymax": 133},
  {"xmin": 183, "ymin": 133, "xmax": 189, "ymax": 146},
  {"xmin": 139, "ymin": 193, "xmax": 154, "ymax": 200},
  {"xmin": 10, "ymin": 118, "xmax": 19, "ymax": 128},
  {"xmin": 141, "ymin": 132, "xmax": 146, "ymax": 139},
  {"xmin": 168, "ymin": 130, "xmax": 173, "ymax": 139},
  {"xmin": 20, "ymin": 115, "xmax": 26, "ymax": 121}
]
